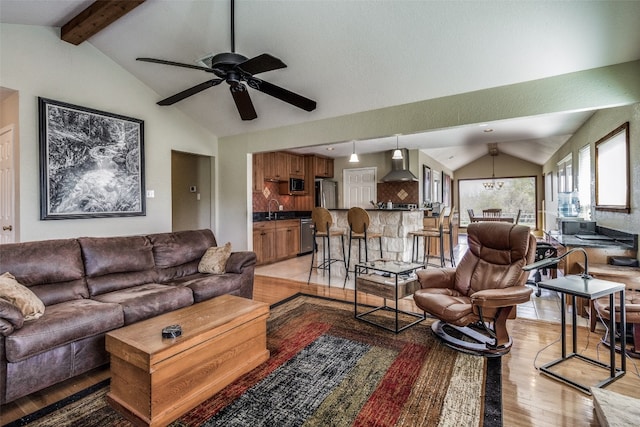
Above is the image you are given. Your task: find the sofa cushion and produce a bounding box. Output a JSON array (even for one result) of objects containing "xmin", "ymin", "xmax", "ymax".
[
  {"xmin": 149, "ymin": 229, "xmax": 216, "ymax": 269},
  {"xmin": 198, "ymin": 242, "xmax": 232, "ymax": 274},
  {"xmin": 0, "ymin": 273, "xmax": 46, "ymax": 321},
  {"xmin": 79, "ymin": 236, "xmax": 159, "ymax": 296},
  {"xmin": 4, "ymin": 299, "xmax": 124, "ymax": 363},
  {"xmin": 176, "ymin": 273, "xmax": 245, "ymax": 303},
  {"xmin": 91, "ymin": 283, "xmax": 194, "ymax": 324},
  {"xmin": 0, "ymin": 239, "xmax": 88, "ymax": 305}
]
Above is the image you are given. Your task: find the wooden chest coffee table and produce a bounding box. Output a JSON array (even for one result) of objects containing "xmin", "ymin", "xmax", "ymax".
[{"xmin": 105, "ymin": 295, "xmax": 270, "ymax": 427}]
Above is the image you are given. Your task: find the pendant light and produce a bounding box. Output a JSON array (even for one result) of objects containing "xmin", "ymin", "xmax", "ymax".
[
  {"xmin": 483, "ymin": 144, "xmax": 504, "ymax": 190},
  {"xmin": 392, "ymin": 135, "xmax": 403, "ymax": 160},
  {"xmin": 349, "ymin": 140, "xmax": 359, "ymax": 163}
]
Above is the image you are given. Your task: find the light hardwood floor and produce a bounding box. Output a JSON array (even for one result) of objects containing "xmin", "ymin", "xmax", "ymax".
[{"xmin": 2, "ymin": 268, "xmax": 639, "ymax": 426}]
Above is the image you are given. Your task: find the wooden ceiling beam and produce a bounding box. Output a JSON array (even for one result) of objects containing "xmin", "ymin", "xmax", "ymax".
[{"xmin": 61, "ymin": 0, "xmax": 146, "ymax": 45}]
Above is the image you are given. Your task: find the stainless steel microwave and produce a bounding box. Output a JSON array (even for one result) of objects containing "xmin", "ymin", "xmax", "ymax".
[{"xmin": 289, "ymin": 177, "xmax": 305, "ymax": 192}]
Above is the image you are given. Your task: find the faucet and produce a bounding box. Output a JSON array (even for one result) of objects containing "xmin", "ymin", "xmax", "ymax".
[{"xmin": 268, "ymin": 198, "xmax": 280, "ymax": 220}]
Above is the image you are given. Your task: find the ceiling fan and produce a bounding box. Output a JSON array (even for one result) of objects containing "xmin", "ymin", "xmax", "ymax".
[{"xmin": 136, "ymin": 0, "xmax": 316, "ymax": 120}]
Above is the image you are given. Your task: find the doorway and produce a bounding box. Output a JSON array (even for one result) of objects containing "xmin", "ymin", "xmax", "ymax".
[
  {"xmin": 0, "ymin": 125, "xmax": 16, "ymax": 243},
  {"xmin": 171, "ymin": 150, "xmax": 213, "ymax": 231},
  {"xmin": 343, "ymin": 167, "xmax": 377, "ymax": 208}
]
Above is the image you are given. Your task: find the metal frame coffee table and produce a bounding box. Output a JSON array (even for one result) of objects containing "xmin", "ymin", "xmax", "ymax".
[{"xmin": 354, "ymin": 259, "xmax": 425, "ymax": 333}]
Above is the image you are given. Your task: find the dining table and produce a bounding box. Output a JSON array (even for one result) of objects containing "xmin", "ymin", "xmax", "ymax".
[{"xmin": 470, "ymin": 216, "xmax": 515, "ymax": 223}]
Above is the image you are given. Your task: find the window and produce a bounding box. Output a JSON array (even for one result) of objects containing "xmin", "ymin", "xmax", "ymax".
[
  {"xmin": 595, "ymin": 122, "xmax": 630, "ymax": 213},
  {"xmin": 578, "ymin": 144, "xmax": 591, "ymax": 219},
  {"xmin": 459, "ymin": 177, "xmax": 537, "ymax": 228},
  {"xmin": 557, "ymin": 154, "xmax": 572, "ymax": 193}
]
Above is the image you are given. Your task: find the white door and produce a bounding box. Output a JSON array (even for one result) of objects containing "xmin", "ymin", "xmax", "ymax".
[
  {"xmin": 343, "ymin": 167, "xmax": 377, "ymax": 209},
  {"xmin": 0, "ymin": 125, "xmax": 16, "ymax": 243}
]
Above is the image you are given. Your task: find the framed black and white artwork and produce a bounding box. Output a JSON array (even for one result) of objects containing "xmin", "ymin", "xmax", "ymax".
[{"xmin": 39, "ymin": 97, "xmax": 145, "ymax": 220}]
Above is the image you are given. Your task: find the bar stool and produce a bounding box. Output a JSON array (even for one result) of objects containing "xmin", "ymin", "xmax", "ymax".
[
  {"xmin": 308, "ymin": 207, "xmax": 346, "ymax": 286},
  {"xmin": 442, "ymin": 206, "xmax": 457, "ymax": 267},
  {"xmin": 345, "ymin": 207, "xmax": 383, "ymax": 281},
  {"xmin": 409, "ymin": 207, "xmax": 447, "ymax": 268}
]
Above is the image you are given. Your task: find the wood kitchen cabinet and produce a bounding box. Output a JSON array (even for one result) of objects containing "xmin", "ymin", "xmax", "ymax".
[
  {"xmin": 288, "ymin": 154, "xmax": 305, "ymax": 177},
  {"xmin": 253, "ymin": 221, "xmax": 276, "ymax": 265},
  {"xmin": 253, "ymin": 219, "xmax": 300, "ymax": 265},
  {"xmin": 314, "ymin": 156, "xmax": 334, "ymax": 178},
  {"xmin": 275, "ymin": 219, "xmax": 300, "ymax": 259},
  {"xmin": 252, "ymin": 153, "xmax": 265, "ymax": 193}
]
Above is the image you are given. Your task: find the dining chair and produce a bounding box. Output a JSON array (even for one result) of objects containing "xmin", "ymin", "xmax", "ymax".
[
  {"xmin": 483, "ymin": 208, "xmax": 502, "ymax": 217},
  {"xmin": 467, "ymin": 208, "xmax": 477, "ymax": 223},
  {"xmin": 515, "ymin": 209, "xmax": 522, "ymax": 224}
]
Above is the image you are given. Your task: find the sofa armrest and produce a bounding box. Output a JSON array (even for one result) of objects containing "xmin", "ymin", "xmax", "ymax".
[
  {"xmin": 0, "ymin": 300, "xmax": 24, "ymax": 335},
  {"xmin": 471, "ymin": 286, "xmax": 533, "ymax": 309},
  {"xmin": 225, "ymin": 251, "xmax": 257, "ymax": 274},
  {"xmin": 416, "ymin": 268, "xmax": 456, "ymax": 290}
]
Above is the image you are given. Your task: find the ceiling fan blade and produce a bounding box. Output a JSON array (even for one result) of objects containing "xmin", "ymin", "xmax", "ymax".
[
  {"xmin": 230, "ymin": 83, "xmax": 257, "ymax": 120},
  {"xmin": 158, "ymin": 79, "xmax": 223, "ymax": 106},
  {"xmin": 246, "ymin": 77, "xmax": 316, "ymax": 112},
  {"xmin": 237, "ymin": 53, "xmax": 286, "ymax": 75},
  {"xmin": 137, "ymin": 57, "xmax": 214, "ymax": 73}
]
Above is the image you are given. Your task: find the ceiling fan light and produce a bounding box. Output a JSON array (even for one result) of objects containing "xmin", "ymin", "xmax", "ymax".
[{"xmin": 392, "ymin": 149, "xmax": 403, "ymax": 160}]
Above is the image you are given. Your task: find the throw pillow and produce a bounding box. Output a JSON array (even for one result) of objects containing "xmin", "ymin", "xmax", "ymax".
[
  {"xmin": 0, "ymin": 272, "xmax": 45, "ymax": 321},
  {"xmin": 198, "ymin": 242, "xmax": 232, "ymax": 274}
]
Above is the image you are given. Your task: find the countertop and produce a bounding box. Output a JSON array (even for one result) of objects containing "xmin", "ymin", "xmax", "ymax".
[
  {"xmin": 253, "ymin": 211, "xmax": 311, "ymax": 222},
  {"xmin": 546, "ymin": 228, "xmax": 637, "ymax": 250}
]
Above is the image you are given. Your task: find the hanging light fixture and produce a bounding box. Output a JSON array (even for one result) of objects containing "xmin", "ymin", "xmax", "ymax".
[
  {"xmin": 392, "ymin": 134, "xmax": 403, "ymax": 160},
  {"xmin": 483, "ymin": 144, "xmax": 504, "ymax": 190},
  {"xmin": 349, "ymin": 140, "xmax": 359, "ymax": 163}
]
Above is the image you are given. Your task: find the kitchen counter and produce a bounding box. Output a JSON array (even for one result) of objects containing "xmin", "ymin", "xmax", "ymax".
[
  {"xmin": 546, "ymin": 228, "xmax": 637, "ymax": 251},
  {"xmin": 252, "ymin": 211, "xmax": 311, "ymax": 222}
]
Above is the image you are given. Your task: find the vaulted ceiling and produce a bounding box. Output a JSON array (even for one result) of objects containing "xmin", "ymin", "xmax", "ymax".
[{"xmin": 2, "ymin": 0, "xmax": 639, "ymax": 169}]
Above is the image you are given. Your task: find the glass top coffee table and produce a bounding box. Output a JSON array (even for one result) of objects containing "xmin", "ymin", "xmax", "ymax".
[{"xmin": 354, "ymin": 259, "xmax": 425, "ymax": 333}]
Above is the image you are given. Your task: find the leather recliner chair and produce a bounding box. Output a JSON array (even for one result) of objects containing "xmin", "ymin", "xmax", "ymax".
[{"xmin": 413, "ymin": 222, "xmax": 536, "ymax": 356}]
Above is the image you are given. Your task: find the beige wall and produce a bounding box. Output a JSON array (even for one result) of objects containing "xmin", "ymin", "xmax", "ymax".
[
  {"xmin": 1, "ymin": 24, "xmax": 218, "ymax": 242},
  {"xmin": 542, "ymin": 103, "xmax": 640, "ymax": 240},
  {"xmin": 171, "ymin": 151, "xmax": 212, "ymax": 232}
]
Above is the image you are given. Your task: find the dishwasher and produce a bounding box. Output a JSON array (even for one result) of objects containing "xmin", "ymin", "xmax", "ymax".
[{"xmin": 299, "ymin": 218, "xmax": 314, "ymax": 255}]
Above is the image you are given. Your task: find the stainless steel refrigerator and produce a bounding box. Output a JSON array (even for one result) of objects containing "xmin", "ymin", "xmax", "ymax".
[{"xmin": 315, "ymin": 179, "xmax": 337, "ymax": 209}]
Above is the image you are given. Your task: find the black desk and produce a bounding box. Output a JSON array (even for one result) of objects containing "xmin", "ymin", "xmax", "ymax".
[{"xmin": 537, "ymin": 275, "xmax": 626, "ymax": 394}]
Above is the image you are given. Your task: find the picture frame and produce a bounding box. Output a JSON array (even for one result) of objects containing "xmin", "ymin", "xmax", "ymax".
[
  {"xmin": 442, "ymin": 173, "xmax": 451, "ymax": 207},
  {"xmin": 422, "ymin": 164, "xmax": 431, "ymax": 202},
  {"xmin": 39, "ymin": 97, "xmax": 145, "ymax": 220}
]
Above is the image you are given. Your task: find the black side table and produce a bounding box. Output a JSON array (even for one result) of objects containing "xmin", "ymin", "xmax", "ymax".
[{"xmin": 537, "ymin": 275, "xmax": 626, "ymax": 395}]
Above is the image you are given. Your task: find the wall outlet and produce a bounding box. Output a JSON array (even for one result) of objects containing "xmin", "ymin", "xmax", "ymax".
[
  {"xmin": 146, "ymin": 190, "xmax": 155, "ymax": 198},
  {"xmin": 279, "ymin": 205, "xmax": 283, "ymax": 211}
]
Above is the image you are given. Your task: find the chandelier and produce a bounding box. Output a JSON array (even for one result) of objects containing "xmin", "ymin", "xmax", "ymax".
[{"xmin": 483, "ymin": 145, "xmax": 504, "ymax": 190}]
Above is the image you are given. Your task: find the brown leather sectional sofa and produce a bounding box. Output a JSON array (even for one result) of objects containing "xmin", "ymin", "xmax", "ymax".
[{"xmin": 0, "ymin": 229, "xmax": 256, "ymax": 404}]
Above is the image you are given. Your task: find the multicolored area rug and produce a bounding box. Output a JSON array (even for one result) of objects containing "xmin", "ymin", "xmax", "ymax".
[{"xmin": 7, "ymin": 294, "xmax": 501, "ymax": 427}]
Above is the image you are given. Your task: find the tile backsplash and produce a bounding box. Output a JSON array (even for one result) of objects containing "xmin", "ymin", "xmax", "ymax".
[
  {"xmin": 376, "ymin": 181, "xmax": 419, "ymax": 204},
  {"xmin": 252, "ymin": 181, "xmax": 295, "ymax": 212}
]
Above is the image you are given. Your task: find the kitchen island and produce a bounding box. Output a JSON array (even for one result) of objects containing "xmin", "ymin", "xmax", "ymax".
[{"xmin": 326, "ymin": 209, "xmax": 424, "ymax": 277}]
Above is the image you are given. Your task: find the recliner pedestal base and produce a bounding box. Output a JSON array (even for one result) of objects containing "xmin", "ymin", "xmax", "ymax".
[{"xmin": 431, "ymin": 320, "xmax": 512, "ymax": 357}]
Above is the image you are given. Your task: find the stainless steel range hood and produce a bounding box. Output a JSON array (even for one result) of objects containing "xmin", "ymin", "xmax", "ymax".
[{"xmin": 381, "ymin": 149, "xmax": 418, "ymax": 182}]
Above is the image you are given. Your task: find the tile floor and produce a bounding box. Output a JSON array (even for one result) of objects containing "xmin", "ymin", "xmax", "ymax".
[{"xmin": 256, "ymin": 234, "xmax": 592, "ymax": 327}]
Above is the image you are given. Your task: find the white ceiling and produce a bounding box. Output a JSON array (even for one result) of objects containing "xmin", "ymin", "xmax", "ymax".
[{"xmin": 2, "ymin": 0, "xmax": 639, "ymax": 170}]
